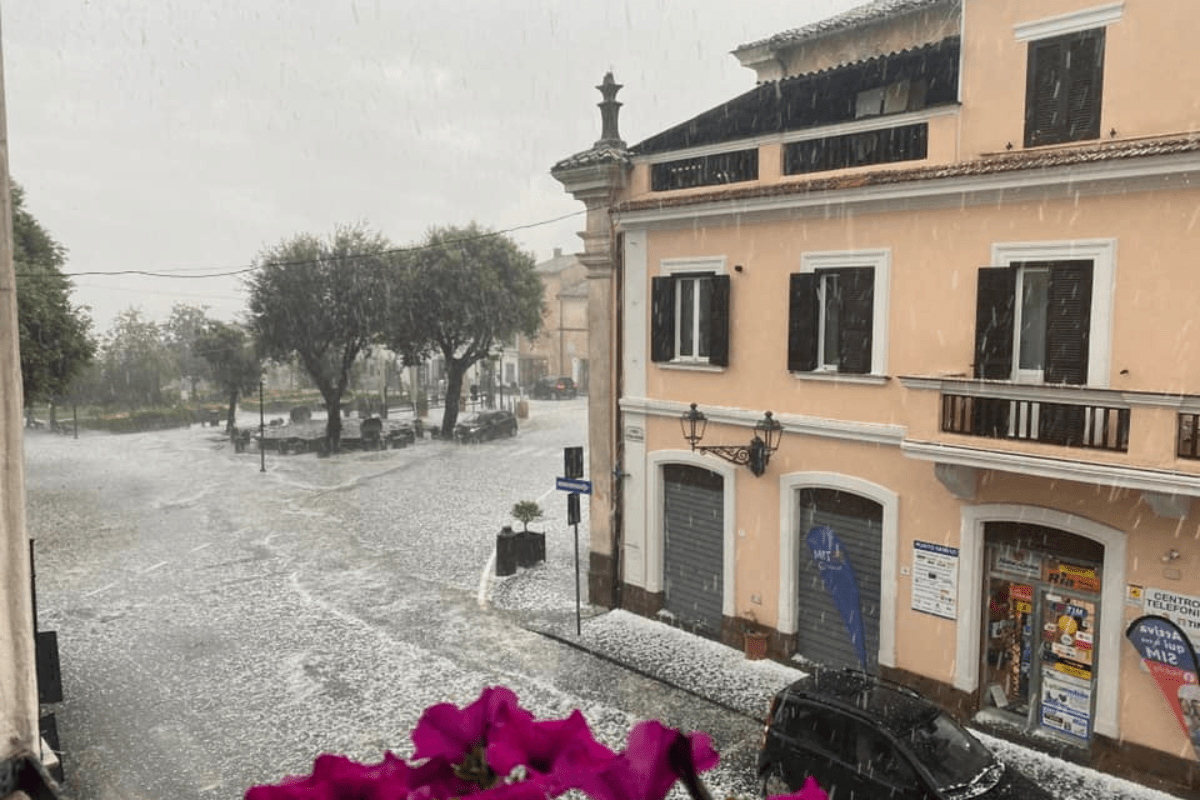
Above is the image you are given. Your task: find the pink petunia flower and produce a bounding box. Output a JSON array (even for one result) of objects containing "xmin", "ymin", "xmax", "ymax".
[
  {"xmin": 570, "ymin": 720, "xmax": 718, "ymax": 800},
  {"xmin": 412, "ymin": 686, "xmax": 534, "ymax": 765},
  {"xmin": 487, "ymin": 708, "xmax": 617, "ymax": 792},
  {"xmin": 767, "ymin": 776, "xmax": 829, "ymax": 800}
]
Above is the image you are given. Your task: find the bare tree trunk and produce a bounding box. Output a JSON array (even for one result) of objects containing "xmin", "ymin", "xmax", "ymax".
[
  {"xmin": 225, "ymin": 389, "xmax": 239, "ymax": 433},
  {"xmin": 441, "ymin": 361, "xmax": 466, "ymax": 437}
]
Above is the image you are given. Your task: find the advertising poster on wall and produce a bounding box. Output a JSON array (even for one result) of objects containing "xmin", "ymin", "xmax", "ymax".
[
  {"xmin": 1126, "ymin": 614, "xmax": 1200, "ymax": 757},
  {"xmin": 1040, "ymin": 669, "xmax": 1092, "ymax": 740},
  {"xmin": 911, "ymin": 541, "xmax": 958, "ymax": 620},
  {"xmin": 1142, "ymin": 587, "xmax": 1200, "ymax": 639}
]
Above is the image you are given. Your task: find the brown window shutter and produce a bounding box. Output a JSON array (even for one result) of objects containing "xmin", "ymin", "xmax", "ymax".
[
  {"xmin": 1025, "ymin": 39, "xmax": 1064, "ymax": 146},
  {"xmin": 707, "ymin": 275, "xmax": 730, "ymax": 367},
  {"xmin": 650, "ymin": 276, "xmax": 675, "ymax": 363},
  {"xmin": 974, "ymin": 268, "xmax": 1015, "ymax": 379},
  {"xmin": 788, "ymin": 273, "xmax": 818, "ymax": 371},
  {"xmin": 1044, "ymin": 261, "xmax": 1092, "ymax": 385},
  {"xmin": 1066, "ymin": 31, "xmax": 1105, "ymax": 142},
  {"xmin": 838, "ymin": 268, "xmax": 874, "ymax": 374}
]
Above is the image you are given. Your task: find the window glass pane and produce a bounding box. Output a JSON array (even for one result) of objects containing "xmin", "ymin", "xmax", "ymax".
[
  {"xmin": 678, "ymin": 279, "xmax": 695, "ymax": 357},
  {"xmin": 697, "ymin": 277, "xmax": 712, "ymax": 358},
  {"xmin": 821, "ymin": 274, "xmax": 841, "ymax": 367},
  {"xmin": 1018, "ymin": 269, "xmax": 1048, "ymax": 371}
]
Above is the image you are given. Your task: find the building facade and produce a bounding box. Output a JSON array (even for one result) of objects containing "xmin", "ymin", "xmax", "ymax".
[
  {"xmin": 556, "ymin": 0, "xmax": 1200, "ymax": 790},
  {"xmin": 519, "ymin": 248, "xmax": 590, "ymax": 390}
]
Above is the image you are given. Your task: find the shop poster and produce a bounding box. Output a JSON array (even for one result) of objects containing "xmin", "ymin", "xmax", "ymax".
[
  {"xmin": 1125, "ymin": 615, "xmax": 1200, "ymax": 756},
  {"xmin": 806, "ymin": 525, "xmax": 867, "ymax": 670},
  {"xmin": 1040, "ymin": 669, "xmax": 1092, "ymax": 740},
  {"xmin": 911, "ymin": 541, "xmax": 958, "ymax": 620}
]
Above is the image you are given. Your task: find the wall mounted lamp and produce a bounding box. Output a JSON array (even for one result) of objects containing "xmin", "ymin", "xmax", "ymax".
[{"xmin": 679, "ymin": 403, "xmax": 783, "ymax": 477}]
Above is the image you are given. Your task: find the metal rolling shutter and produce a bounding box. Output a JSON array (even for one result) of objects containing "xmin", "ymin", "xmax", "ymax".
[
  {"xmin": 796, "ymin": 489, "xmax": 883, "ymax": 671},
  {"xmin": 663, "ymin": 465, "xmax": 724, "ymax": 636}
]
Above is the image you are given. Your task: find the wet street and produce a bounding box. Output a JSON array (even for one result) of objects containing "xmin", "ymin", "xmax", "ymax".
[{"xmin": 24, "ymin": 399, "xmax": 763, "ymax": 800}]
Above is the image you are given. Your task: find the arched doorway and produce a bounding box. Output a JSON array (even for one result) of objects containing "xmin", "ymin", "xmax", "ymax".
[
  {"xmin": 980, "ymin": 521, "xmax": 1104, "ymax": 744},
  {"xmin": 795, "ymin": 488, "xmax": 883, "ymax": 671},
  {"xmin": 662, "ymin": 463, "xmax": 724, "ymax": 635}
]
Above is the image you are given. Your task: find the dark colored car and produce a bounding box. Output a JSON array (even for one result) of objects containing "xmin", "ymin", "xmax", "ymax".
[
  {"xmin": 454, "ymin": 409, "xmax": 518, "ymax": 443},
  {"xmin": 532, "ymin": 376, "xmax": 577, "ymax": 400},
  {"xmin": 758, "ymin": 668, "xmax": 1053, "ymax": 799}
]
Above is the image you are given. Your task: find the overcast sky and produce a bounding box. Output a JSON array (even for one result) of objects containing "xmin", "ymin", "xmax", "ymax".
[{"xmin": 5, "ymin": 0, "xmax": 863, "ymax": 334}]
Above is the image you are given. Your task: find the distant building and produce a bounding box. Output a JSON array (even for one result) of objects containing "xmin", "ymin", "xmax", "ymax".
[{"xmin": 520, "ymin": 248, "xmax": 589, "ymax": 389}]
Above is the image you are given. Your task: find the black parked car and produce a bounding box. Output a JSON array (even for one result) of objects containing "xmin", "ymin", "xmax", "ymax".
[
  {"xmin": 454, "ymin": 409, "xmax": 518, "ymax": 443},
  {"xmin": 758, "ymin": 668, "xmax": 1053, "ymax": 799},
  {"xmin": 532, "ymin": 376, "xmax": 577, "ymax": 400}
]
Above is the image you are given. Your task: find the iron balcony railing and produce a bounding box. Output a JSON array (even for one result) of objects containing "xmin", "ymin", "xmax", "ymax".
[{"xmin": 941, "ymin": 391, "xmax": 1130, "ymax": 452}]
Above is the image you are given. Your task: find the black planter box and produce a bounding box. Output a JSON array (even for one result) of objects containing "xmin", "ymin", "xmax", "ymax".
[{"xmin": 515, "ymin": 530, "xmax": 545, "ymax": 568}]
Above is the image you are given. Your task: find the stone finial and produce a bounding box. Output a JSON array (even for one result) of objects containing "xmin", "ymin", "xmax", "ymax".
[{"xmin": 595, "ymin": 72, "xmax": 625, "ymax": 148}]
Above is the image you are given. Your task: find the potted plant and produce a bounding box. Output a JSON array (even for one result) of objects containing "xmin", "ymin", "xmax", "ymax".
[
  {"xmin": 741, "ymin": 611, "xmax": 770, "ymax": 661},
  {"xmin": 511, "ymin": 500, "xmax": 545, "ymax": 567}
]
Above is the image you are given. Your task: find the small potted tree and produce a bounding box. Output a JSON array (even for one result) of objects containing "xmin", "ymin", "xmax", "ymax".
[{"xmin": 511, "ymin": 500, "xmax": 545, "ymax": 568}]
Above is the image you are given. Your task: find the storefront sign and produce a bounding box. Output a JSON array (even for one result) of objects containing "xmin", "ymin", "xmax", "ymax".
[
  {"xmin": 1040, "ymin": 670, "xmax": 1092, "ymax": 740},
  {"xmin": 1125, "ymin": 615, "xmax": 1200, "ymax": 745},
  {"xmin": 1143, "ymin": 587, "xmax": 1200, "ymax": 637},
  {"xmin": 911, "ymin": 541, "xmax": 958, "ymax": 620},
  {"xmin": 806, "ymin": 525, "xmax": 868, "ymax": 671},
  {"xmin": 1046, "ymin": 560, "xmax": 1101, "ymax": 593},
  {"xmin": 994, "ymin": 546, "xmax": 1042, "ymax": 579}
]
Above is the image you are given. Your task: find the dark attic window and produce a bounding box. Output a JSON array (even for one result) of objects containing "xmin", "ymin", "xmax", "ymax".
[
  {"xmin": 784, "ymin": 122, "xmax": 928, "ymax": 175},
  {"xmin": 650, "ymin": 148, "xmax": 759, "ymax": 191}
]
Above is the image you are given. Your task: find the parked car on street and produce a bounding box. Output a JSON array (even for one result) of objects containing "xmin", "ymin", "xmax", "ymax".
[
  {"xmin": 532, "ymin": 376, "xmax": 577, "ymax": 400},
  {"xmin": 454, "ymin": 409, "xmax": 518, "ymax": 443},
  {"xmin": 758, "ymin": 668, "xmax": 1053, "ymax": 799}
]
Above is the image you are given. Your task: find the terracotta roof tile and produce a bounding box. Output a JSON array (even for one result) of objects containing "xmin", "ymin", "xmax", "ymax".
[{"xmin": 617, "ymin": 135, "xmax": 1200, "ymax": 214}]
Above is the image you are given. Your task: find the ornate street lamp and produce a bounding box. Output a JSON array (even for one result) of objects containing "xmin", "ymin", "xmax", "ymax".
[{"xmin": 679, "ymin": 403, "xmax": 783, "ymax": 477}]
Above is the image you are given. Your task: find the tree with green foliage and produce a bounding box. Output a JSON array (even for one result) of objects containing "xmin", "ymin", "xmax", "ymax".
[
  {"xmin": 98, "ymin": 309, "xmax": 173, "ymax": 409},
  {"xmin": 247, "ymin": 224, "xmax": 392, "ymax": 453},
  {"xmin": 164, "ymin": 303, "xmax": 215, "ymax": 400},
  {"xmin": 384, "ymin": 223, "xmax": 542, "ymax": 437},
  {"xmin": 13, "ymin": 183, "xmax": 95, "ymax": 424},
  {"xmin": 195, "ymin": 320, "xmax": 261, "ymax": 433}
]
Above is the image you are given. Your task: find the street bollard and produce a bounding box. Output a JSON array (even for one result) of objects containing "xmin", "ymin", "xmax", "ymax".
[{"xmin": 495, "ymin": 526, "xmax": 518, "ymax": 576}]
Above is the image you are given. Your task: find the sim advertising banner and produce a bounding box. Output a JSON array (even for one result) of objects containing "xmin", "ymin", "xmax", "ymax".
[{"xmin": 1125, "ymin": 614, "xmax": 1200, "ymax": 756}]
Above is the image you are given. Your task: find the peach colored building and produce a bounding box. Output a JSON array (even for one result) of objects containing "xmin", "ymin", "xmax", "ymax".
[
  {"xmin": 519, "ymin": 248, "xmax": 589, "ymax": 389},
  {"xmin": 555, "ymin": 0, "xmax": 1200, "ymax": 791}
]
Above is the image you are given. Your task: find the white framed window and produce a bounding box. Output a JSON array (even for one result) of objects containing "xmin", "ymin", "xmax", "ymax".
[
  {"xmin": 651, "ymin": 257, "xmax": 730, "ymax": 367},
  {"xmin": 788, "ymin": 249, "xmax": 890, "ymax": 377}
]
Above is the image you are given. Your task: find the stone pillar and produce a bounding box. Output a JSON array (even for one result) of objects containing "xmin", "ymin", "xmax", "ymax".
[
  {"xmin": 0, "ymin": 29, "xmax": 39, "ymax": 766},
  {"xmin": 551, "ymin": 74, "xmax": 631, "ymax": 609}
]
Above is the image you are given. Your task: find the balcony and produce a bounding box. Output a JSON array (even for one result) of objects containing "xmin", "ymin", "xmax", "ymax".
[
  {"xmin": 941, "ymin": 391, "xmax": 1129, "ymax": 452},
  {"xmin": 899, "ymin": 377, "xmax": 1200, "ymax": 502}
]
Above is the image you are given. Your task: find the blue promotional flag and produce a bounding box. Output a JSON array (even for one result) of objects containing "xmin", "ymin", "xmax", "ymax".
[
  {"xmin": 806, "ymin": 525, "xmax": 868, "ymax": 670},
  {"xmin": 1125, "ymin": 615, "xmax": 1200, "ymax": 754}
]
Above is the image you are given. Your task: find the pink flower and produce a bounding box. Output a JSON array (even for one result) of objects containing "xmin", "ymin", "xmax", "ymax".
[
  {"xmin": 570, "ymin": 720, "xmax": 718, "ymax": 800},
  {"xmin": 412, "ymin": 686, "xmax": 533, "ymax": 765},
  {"xmin": 487, "ymin": 709, "xmax": 617, "ymax": 792},
  {"xmin": 768, "ymin": 776, "xmax": 828, "ymax": 800},
  {"xmin": 245, "ymin": 752, "xmax": 412, "ymax": 800}
]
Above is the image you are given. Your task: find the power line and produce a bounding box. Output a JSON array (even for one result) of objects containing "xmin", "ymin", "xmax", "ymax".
[{"xmin": 13, "ymin": 210, "xmax": 587, "ymax": 280}]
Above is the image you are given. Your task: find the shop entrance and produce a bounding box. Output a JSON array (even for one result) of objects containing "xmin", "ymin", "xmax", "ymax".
[{"xmin": 980, "ymin": 522, "xmax": 1103, "ymax": 744}]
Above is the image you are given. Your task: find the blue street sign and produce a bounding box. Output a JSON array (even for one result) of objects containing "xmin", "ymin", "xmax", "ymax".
[{"xmin": 556, "ymin": 477, "xmax": 592, "ymax": 494}]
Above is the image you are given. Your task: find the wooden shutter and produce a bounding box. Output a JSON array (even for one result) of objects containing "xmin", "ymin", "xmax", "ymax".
[
  {"xmin": 974, "ymin": 268, "xmax": 1016, "ymax": 379},
  {"xmin": 1025, "ymin": 39, "xmax": 1062, "ymax": 146},
  {"xmin": 838, "ymin": 268, "xmax": 874, "ymax": 374},
  {"xmin": 1066, "ymin": 31, "xmax": 1105, "ymax": 143},
  {"xmin": 706, "ymin": 275, "xmax": 730, "ymax": 367},
  {"xmin": 788, "ymin": 273, "xmax": 818, "ymax": 372},
  {"xmin": 650, "ymin": 276, "xmax": 675, "ymax": 363},
  {"xmin": 1044, "ymin": 261, "xmax": 1092, "ymax": 385},
  {"xmin": 1025, "ymin": 30, "xmax": 1104, "ymax": 146}
]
